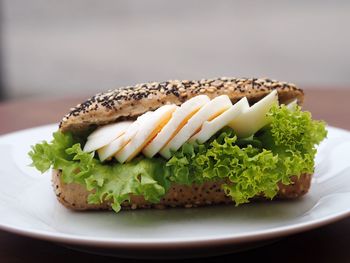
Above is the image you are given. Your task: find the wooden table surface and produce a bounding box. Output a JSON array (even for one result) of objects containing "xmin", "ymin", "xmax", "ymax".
[{"xmin": 0, "ymin": 89, "xmax": 349, "ymax": 262}]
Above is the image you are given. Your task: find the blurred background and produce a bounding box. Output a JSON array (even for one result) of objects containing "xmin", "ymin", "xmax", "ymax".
[{"xmin": 1, "ymin": 0, "xmax": 350, "ymax": 101}]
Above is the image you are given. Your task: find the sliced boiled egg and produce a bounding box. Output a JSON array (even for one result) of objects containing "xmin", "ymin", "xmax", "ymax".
[
  {"xmin": 97, "ymin": 112, "xmax": 152, "ymax": 161},
  {"xmin": 189, "ymin": 97, "xmax": 249, "ymax": 144},
  {"xmin": 83, "ymin": 121, "xmax": 132, "ymax": 152},
  {"xmin": 115, "ymin": 104, "xmax": 177, "ymax": 163},
  {"xmin": 160, "ymin": 95, "xmax": 232, "ymax": 159},
  {"xmin": 97, "ymin": 136, "xmax": 127, "ymax": 162},
  {"xmin": 123, "ymin": 112, "xmax": 153, "ymax": 142},
  {"xmin": 142, "ymin": 95, "xmax": 210, "ymax": 158},
  {"xmin": 286, "ymin": 99, "xmax": 298, "ymax": 111},
  {"xmin": 228, "ymin": 90, "xmax": 278, "ymax": 138}
]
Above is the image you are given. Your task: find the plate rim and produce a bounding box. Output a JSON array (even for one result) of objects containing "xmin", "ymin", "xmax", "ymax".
[
  {"xmin": 0, "ymin": 208, "xmax": 349, "ymax": 249},
  {"xmin": 0, "ymin": 124, "xmax": 349, "ymax": 248}
]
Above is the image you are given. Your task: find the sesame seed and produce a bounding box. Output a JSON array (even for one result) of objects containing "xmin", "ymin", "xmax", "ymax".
[
  {"xmin": 211, "ymin": 80, "xmax": 223, "ymax": 87},
  {"xmin": 207, "ymin": 87, "xmax": 216, "ymax": 93}
]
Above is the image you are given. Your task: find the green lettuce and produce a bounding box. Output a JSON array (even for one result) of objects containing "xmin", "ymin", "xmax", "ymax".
[
  {"xmin": 166, "ymin": 132, "xmax": 281, "ymax": 204},
  {"xmin": 29, "ymin": 132, "xmax": 170, "ymax": 212},
  {"xmin": 28, "ymin": 105, "xmax": 327, "ymax": 212},
  {"xmin": 167, "ymin": 105, "xmax": 327, "ymax": 204}
]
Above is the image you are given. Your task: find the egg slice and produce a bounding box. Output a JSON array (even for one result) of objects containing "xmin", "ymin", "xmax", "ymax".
[
  {"xmin": 83, "ymin": 121, "xmax": 132, "ymax": 152},
  {"xmin": 189, "ymin": 97, "xmax": 249, "ymax": 144},
  {"xmin": 286, "ymin": 99, "xmax": 298, "ymax": 110},
  {"xmin": 97, "ymin": 136, "xmax": 127, "ymax": 162},
  {"xmin": 142, "ymin": 95, "xmax": 210, "ymax": 158},
  {"xmin": 97, "ymin": 112, "xmax": 152, "ymax": 161},
  {"xmin": 160, "ymin": 95, "xmax": 232, "ymax": 159},
  {"xmin": 228, "ymin": 90, "xmax": 278, "ymax": 138},
  {"xmin": 115, "ymin": 104, "xmax": 177, "ymax": 163}
]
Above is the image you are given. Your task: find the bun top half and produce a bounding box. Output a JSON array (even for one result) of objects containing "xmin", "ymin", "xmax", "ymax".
[{"xmin": 59, "ymin": 77, "xmax": 304, "ymax": 134}]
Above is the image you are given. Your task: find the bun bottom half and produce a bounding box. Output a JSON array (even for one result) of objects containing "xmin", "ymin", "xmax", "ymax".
[{"xmin": 52, "ymin": 170, "xmax": 312, "ymax": 211}]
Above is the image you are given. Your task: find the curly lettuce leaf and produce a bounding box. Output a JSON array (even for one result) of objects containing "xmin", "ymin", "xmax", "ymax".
[
  {"xmin": 166, "ymin": 105, "xmax": 327, "ymax": 205},
  {"xmin": 29, "ymin": 132, "xmax": 170, "ymax": 212},
  {"xmin": 259, "ymin": 105, "xmax": 327, "ymax": 182},
  {"xmin": 266, "ymin": 104, "xmax": 327, "ymax": 152},
  {"xmin": 29, "ymin": 131, "xmax": 75, "ymax": 173},
  {"xmin": 166, "ymin": 130, "xmax": 281, "ymax": 204},
  {"xmin": 85, "ymin": 157, "xmax": 169, "ymax": 212}
]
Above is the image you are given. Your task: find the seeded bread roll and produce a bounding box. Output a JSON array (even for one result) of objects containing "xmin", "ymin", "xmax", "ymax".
[
  {"xmin": 52, "ymin": 170, "xmax": 312, "ymax": 211},
  {"xmin": 59, "ymin": 77, "xmax": 304, "ymax": 134},
  {"xmin": 54, "ymin": 77, "xmax": 308, "ymax": 211}
]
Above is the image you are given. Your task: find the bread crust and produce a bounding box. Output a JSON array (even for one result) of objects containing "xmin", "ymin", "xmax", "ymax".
[
  {"xmin": 52, "ymin": 170, "xmax": 312, "ymax": 211},
  {"xmin": 59, "ymin": 77, "xmax": 304, "ymax": 134}
]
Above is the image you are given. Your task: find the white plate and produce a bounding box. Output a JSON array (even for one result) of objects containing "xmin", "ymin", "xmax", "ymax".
[{"xmin": 0, "ymin": 124, "xmax": 349, "ymax": 258}]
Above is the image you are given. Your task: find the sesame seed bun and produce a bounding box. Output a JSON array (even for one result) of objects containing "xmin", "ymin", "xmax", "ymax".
[{"xmin": 59, "ymin": 77, "xmax": 304, "ymax": 134}]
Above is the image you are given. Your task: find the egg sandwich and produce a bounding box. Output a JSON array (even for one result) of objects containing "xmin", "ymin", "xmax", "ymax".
[{"xmin": 29, "ymin": 77, "xmax": 327, "ymax": 212}]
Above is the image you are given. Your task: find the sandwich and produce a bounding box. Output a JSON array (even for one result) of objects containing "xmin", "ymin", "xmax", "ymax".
[{"xmin": 28, "ymin": 77, "xmax": 327, "ymax": 213}]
